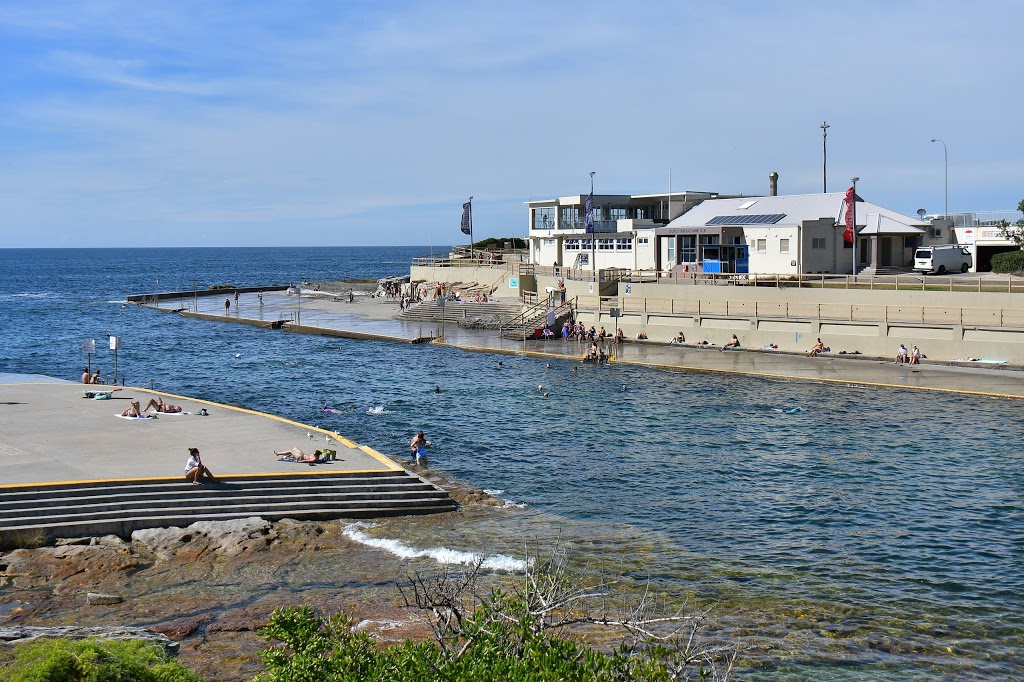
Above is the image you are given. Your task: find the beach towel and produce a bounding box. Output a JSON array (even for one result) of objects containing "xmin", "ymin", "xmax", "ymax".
[{"xmin": 115, "ymin": 414, "xmax": 157, "ymax": 420}]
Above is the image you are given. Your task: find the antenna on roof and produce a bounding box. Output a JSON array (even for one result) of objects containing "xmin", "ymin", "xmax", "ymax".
[{"xmin": 917, "ymin": 209, "xmax": 927, "ymax": 219}]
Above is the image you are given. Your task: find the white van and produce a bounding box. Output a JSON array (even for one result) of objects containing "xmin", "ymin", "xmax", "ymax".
[{"xmin": 913, "ymin": 245, "xmax": 972, "ymax": 274}]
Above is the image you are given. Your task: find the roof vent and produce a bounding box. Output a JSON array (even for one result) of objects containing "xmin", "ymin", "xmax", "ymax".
[{"xmin": 769, "ymin": 171, "xmax": 779, "ymax": 197}]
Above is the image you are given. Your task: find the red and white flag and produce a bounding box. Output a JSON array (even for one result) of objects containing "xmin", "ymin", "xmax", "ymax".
[{"xmin": 843, "ymin": 186, "xmax": 856, "ymax": 243}]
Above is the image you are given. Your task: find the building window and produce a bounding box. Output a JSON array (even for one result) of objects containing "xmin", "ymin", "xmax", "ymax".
[
  {"xmin": 812, "ymin": 237, "xmax": 826, "ymax": 250},
  {"xmin": 533, "ymin": 207, "xmax": 555, "ymax": 230},
  {"xmin": 681, "ymin": 235, "xmax": 697, "ymax": 263},
  {"xmin": 616, "ymin": 238, "xmax": 632, "ymax": 251},
  {"xmin": 667, "ymin": 240, "xmax": 675, "ymax": 263},
  {"xmin": 564, "ymin": 239, "xmax": 580, "ymax": 251},
  {"xmin": 598, "ymin": 239, "xmax": 615, "ymax": 251},
  {"xmin": 637, "ymin": 237, "xmax": 649, "ymax": 245},
  {"xmin": 756, "ymin": 239, "xmax": 767, "ymax": 253},
  {"xmin": 560, "ymin": 206, "xmax": 579, "ymax": 229},
  {"xmin": 780, "ymin": 238, "xmax": 790, "ymax": 253},
  {"xmin": 609, "ymin": 207, "xmax": 627, "ymax": 220}
]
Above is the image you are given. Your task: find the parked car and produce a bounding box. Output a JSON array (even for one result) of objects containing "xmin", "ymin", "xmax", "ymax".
[{"xmin": 913, "ymin": 245, "xmax": 972, "ymax": 274}]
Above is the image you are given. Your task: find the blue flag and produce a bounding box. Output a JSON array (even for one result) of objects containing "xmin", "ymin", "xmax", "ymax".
[
  {"xmin": 461, "ymin": 201, "xmax": 472, "ymax": 235},
  {"xmin": 585, "ymin": 191, "xmax": 594, "ymax": 233}
]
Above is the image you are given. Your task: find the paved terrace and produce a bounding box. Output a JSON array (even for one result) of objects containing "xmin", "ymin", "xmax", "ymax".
[
  {"xmin": 0, "ymin": 378, "xmax": 397, "ymax": 487},
  {"xmin": 140, "ymin": 291, "xmax": 1024, "ymax": 401}
]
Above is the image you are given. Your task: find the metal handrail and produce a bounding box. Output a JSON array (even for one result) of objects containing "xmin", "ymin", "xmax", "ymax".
[{"xmin": 576, "ymin": 295, "xmax": 1024, "ymax": 329}]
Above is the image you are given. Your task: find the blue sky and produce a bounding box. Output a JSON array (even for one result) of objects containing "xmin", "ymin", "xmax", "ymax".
[{"xmin": 1, "ymin": 0, "xmax": 1021, "ymax": 247}]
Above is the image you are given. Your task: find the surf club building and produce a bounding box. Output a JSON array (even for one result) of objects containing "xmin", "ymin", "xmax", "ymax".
[{"xmin": 526, "ymin": 184, "xmax": 943, "ymax": 276}]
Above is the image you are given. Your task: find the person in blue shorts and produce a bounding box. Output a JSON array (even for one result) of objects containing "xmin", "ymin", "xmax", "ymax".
[{"xmin": 410, "ymin": 430, "xmax": 431, "ymax": 466}]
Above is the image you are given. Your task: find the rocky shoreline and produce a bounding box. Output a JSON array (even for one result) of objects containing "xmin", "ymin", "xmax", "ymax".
[{"xmin": 0, "ymin": 474, "xmax": 510, "ymax": 681}]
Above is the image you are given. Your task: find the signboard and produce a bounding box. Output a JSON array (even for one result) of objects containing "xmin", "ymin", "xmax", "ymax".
[
  {"xmin": 609, "ymin": 308, "xmax": 621, "ymax": 318},
  {"xmin": 109, "ymin": 336, "xmax": 121, "ymax": 350},
  {"xmin": 82, "ymin": 339, "xmax": 96, "ymax": 354},
  {"xmin": 963, "ymin": 229, "xmax": 975, "ymax": 245},
  {"xmin": 508, "ymin": 277, "xmax": 519, "ymax": 289}
]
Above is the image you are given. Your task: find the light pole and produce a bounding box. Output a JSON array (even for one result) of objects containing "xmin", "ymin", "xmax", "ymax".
[
  {"xmin": 851, "ymin": 177, "xmax": 859, "ymax": 278},
  {"xmin": 820, "ymin": 121, "xmax": 829, "ymax": 193},
  {"xmin": 588, "ymin": 171, "xmax": 596, "ymax": 283},
  {"xmin": 930, "ymin": 138, "xmax": 948, "ymax": 218}
]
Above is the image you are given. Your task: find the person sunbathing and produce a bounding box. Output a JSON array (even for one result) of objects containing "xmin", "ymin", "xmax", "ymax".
[
  {"xmin": 120, "ymin": 401, "xmax": 143, "ymax": 418},
  {"xmin": 144, "ymin": 397, "xmax": 183, "ymax": 413},
  {"xmin": 274, "ymin": 447, "xmax": 324, "ymax": 463}
]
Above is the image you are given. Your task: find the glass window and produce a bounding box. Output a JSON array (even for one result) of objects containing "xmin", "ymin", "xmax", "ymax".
[
  {"xmin": 616, "ymin": 238, "xmax": 632, "ymax": 251},
  {"xmin": 812, "ymin": 237, "xmax": 826, "ymax": 250},
  {"xmin": 681, "ymin": 235, "xmax": 697, "ymax": 263},
  {"xmin": 780, "ymin": 238, "xmax": 790, "ymax": 253},
  {"xmin": 610, "ymin": 207, "xmax": 627, "ymax": 220},
  {"xmin": 637, "ymin": 237, "xmax": 649, "ymax": 245},
  {"xmin": 533, "ymin": 207, "xmax": 555, "ymax": 229},
  {"xmin": 598, "ymin": 239, "xmax": 615, "ymax": 251},
  {"xmin": 756, "ymin": 239, "xmax": 767, "ymax": 253},
  {"xmin": 560, "ymin": 206, "xmax": 579, "ymax": 229},
  {"xmin": 564, "ymin": 239, "xmax": 580, "ymax": 251},
  {"xmin": 666, "ymin": 239, "xmax": 675, "ymax": 263}
]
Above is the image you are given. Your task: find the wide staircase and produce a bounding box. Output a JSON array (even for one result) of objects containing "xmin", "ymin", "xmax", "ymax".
[
  {"xmin": 0, "ymin": 471, "xmax": 456, "ymax": 541},
  {"xmin": 500, "ymin": 300, "xmax": 575, "ymax": 340},
  {"xmin": 398, "ymin": 300, "xmax": 524, "ymax": 327}
]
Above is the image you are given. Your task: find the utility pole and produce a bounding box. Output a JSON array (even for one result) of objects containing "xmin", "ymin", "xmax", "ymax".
[{"xmin": 820, "ymin": 121, "xmax": 829, "ymax": 193}]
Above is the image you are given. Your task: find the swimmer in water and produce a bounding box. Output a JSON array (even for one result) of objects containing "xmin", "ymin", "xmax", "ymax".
[
  {"xmin": 545, "ymin": 363, "xmax": 551, "ymax": 369},
  {"xmin": 542, "ymin": 392, "xmax": 549, "ymax": 399},
  {"xmin": 498, "ymin": 360, "xmax": 504, "ymax": 368},
  {"xmin": 572, "ymin": 366, "xmax": 578, "ymax": 372},
  {"xmin": 621, "ymin": 384, "xmax": 628, "ymax": 391},
  {"xmin": 434, "ymin": 385, "xmax": 441, "ymax": 393}
]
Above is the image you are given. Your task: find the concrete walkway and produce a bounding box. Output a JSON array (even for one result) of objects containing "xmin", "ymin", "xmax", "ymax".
[
  {"xmin": 0, "ymin": 379, "xmax": 398, "ymax": 488},
  {"xmin": 141, "ymin": 291, "xmax": 1024, "ymax": 400}
]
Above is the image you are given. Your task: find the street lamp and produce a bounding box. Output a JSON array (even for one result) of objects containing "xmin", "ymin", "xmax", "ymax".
[
  {"xmin": 820, "ymin": 121, "xmax": 829, "ymax": 192},
  {"xmin": 851, "ymin": 177, "xmax": 859, "ymax": 278},
  {"xmin": 930, "ymin": 139, "xmax": 948, "ymax": 218}
]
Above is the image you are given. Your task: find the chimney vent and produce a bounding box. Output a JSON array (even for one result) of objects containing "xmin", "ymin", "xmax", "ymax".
[{"xmin": 769, "ymin": 171, "xmax": 779, "ymax": 197}]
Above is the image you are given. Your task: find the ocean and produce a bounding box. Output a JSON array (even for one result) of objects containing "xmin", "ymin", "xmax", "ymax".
[{"xmin": 0, "ymin": 246, "xmax": 1021, "ymax": 680}]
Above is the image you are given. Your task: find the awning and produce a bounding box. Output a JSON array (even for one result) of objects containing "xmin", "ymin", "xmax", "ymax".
[{"xmin": 857, "ymin": 213, "xmax": 926, "ymax": 236}]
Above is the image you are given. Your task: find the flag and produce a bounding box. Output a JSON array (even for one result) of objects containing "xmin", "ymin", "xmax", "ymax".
[
  {"xmin": 843, "ymin": 186, "xmax": 855, "ymax": 244},
  {"xmin": 460, "ymin": 201, "xmax": 472, "ymax": 236},
  {"xmin": 585, "ymin": 191, "xmax": 594, "ymax": 233}
]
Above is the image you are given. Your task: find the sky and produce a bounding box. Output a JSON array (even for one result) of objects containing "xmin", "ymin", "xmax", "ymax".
[{"xmin": 1, "ymin": 0, "xmax": 1022, "ymax": 248}]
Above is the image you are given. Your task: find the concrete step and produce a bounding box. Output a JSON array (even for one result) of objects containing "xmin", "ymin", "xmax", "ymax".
[
  {"xmin": 0, "ymin": 471, "xmax": 456, "ymax": 540},
  {"xmin": 2, "ymin": 503, "xmax": 457, "ymax": 539}
]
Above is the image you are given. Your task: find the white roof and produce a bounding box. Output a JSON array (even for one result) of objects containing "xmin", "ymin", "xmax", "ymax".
[
  {"xmin": 666, "ymin": 192, "xmax": 927, "ymax": 230},
  {"xmin": 858, "ymin": 213, "xmax": 925, "ymax": 235}
]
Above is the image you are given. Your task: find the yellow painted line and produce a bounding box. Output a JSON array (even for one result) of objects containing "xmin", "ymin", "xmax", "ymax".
[
  {"xmin": 358, "ymin": 444, "xmax": 403, "ymax": 471},
  {"xmin": 0, "ymin": 469, "xmax": 404, "ymax": 490}
]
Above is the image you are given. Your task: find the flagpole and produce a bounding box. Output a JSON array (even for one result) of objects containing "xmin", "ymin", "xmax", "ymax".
[
  {"xmin": 468, "ymin": 196, "xmax": 474, "ymax": 261},
  {"xmin": 589, "ymin": 171, "xmax": 596, "ymax": 283},
  {"xmin": 851, "ymin": 177, "xmax": 859, "ymax": 280}
]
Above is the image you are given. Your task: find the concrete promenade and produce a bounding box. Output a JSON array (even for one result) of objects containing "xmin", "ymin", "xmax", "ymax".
[
  {"xmin": 0, "ymin": 377, "xmax": 398, "ymax": 488},
  {"xmin": 141, "ymin": 290, "xmax": 1024, "ymax": 401}
]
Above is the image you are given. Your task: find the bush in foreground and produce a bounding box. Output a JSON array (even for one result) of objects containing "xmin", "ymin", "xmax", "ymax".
[
  {"xmin": 0, "ymin": 638, "xmax": 200, "ymax": 682},
  {"xmin": 991, "ymin": 250, "xmax": 1024, "ymax": 274},
  {"xmin": 256, "ymin": 547, "xmax": 735, "ymax": 681}
]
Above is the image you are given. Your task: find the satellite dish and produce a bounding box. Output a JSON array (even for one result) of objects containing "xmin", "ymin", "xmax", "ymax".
[{"xmin": 917, "ymin": 209, "xmax": 927, "ymax": 219}]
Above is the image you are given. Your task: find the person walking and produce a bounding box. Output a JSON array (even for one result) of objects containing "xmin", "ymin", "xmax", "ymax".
[{"xmin": 410, "ymin": 431, "xmax": 431, "ymax": 467}]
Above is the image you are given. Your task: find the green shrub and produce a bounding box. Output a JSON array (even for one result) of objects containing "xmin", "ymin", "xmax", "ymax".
[
  {"xmin": 0, "ymin": 638, "xmax": 200, "ymax": 682},
  {"xmin": 991, "ymin": 250, "xmax": 1024, "ymax": 274}
]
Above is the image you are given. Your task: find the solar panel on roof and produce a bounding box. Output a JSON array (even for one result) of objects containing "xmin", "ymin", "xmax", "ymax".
[{"xmin": 705, "ymin": 214, "xmax": 786, "ymax": 226}]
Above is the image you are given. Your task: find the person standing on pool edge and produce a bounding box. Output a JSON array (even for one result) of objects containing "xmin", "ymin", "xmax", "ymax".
[{"xmin": 410, "ymin": 430, "xmax": 431, "ymax": 466}]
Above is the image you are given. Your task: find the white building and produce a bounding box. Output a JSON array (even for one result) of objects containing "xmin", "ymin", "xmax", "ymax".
[
  {"xmin": 527, "ymin": 188, "xmax": 945, "ymax": 275},
  {"xmin": 525, "ymin": 191, "xmax": 722, "ymax": 273}
]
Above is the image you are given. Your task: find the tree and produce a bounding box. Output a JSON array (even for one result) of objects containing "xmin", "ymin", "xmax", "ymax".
[{"xmin": 995, "ymin": 198, "xmax": 1024, "ymax": 249}]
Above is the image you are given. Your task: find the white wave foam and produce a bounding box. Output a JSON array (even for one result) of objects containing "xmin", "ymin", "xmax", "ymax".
[
  {"xmin": 343, "ymin": 522, "xmax": 528, "ymax": 572},
  {"xmin": 366, "ymin": 405, "xmax": 388, "ymax": 415},
  {"xmin": 482, "ymin": 488, "xmax": 527, "ymax": 509},
  {"xmin": 483, "ymin": 488, "xmax": 505, "ymax": 496}
]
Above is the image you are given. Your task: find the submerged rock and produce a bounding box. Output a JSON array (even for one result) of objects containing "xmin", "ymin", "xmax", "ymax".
[{"xmin": 0, "ymin": 625, "xmax": 177, "ymax": 649}]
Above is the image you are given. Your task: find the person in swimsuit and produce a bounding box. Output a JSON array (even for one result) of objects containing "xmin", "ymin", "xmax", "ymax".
[
  {"xmin": 274, "ymin": 447, "xmax": 324, "ymax": 463},
  {"xmin": 410, "ymin": 431, "xmax": 431, "ymax": 466},
  {"xmin": 144, "ymin": 397, "xmax": 183, "ymax": 413},
  {"xmin": 120, "ymin": 401, "xmax": 143, "ymax": 417}
]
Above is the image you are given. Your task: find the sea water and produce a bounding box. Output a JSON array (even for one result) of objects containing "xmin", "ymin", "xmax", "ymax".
[{"xmin": 0, "ymin": 247, "xmax": 1021, "ymax": 680}]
